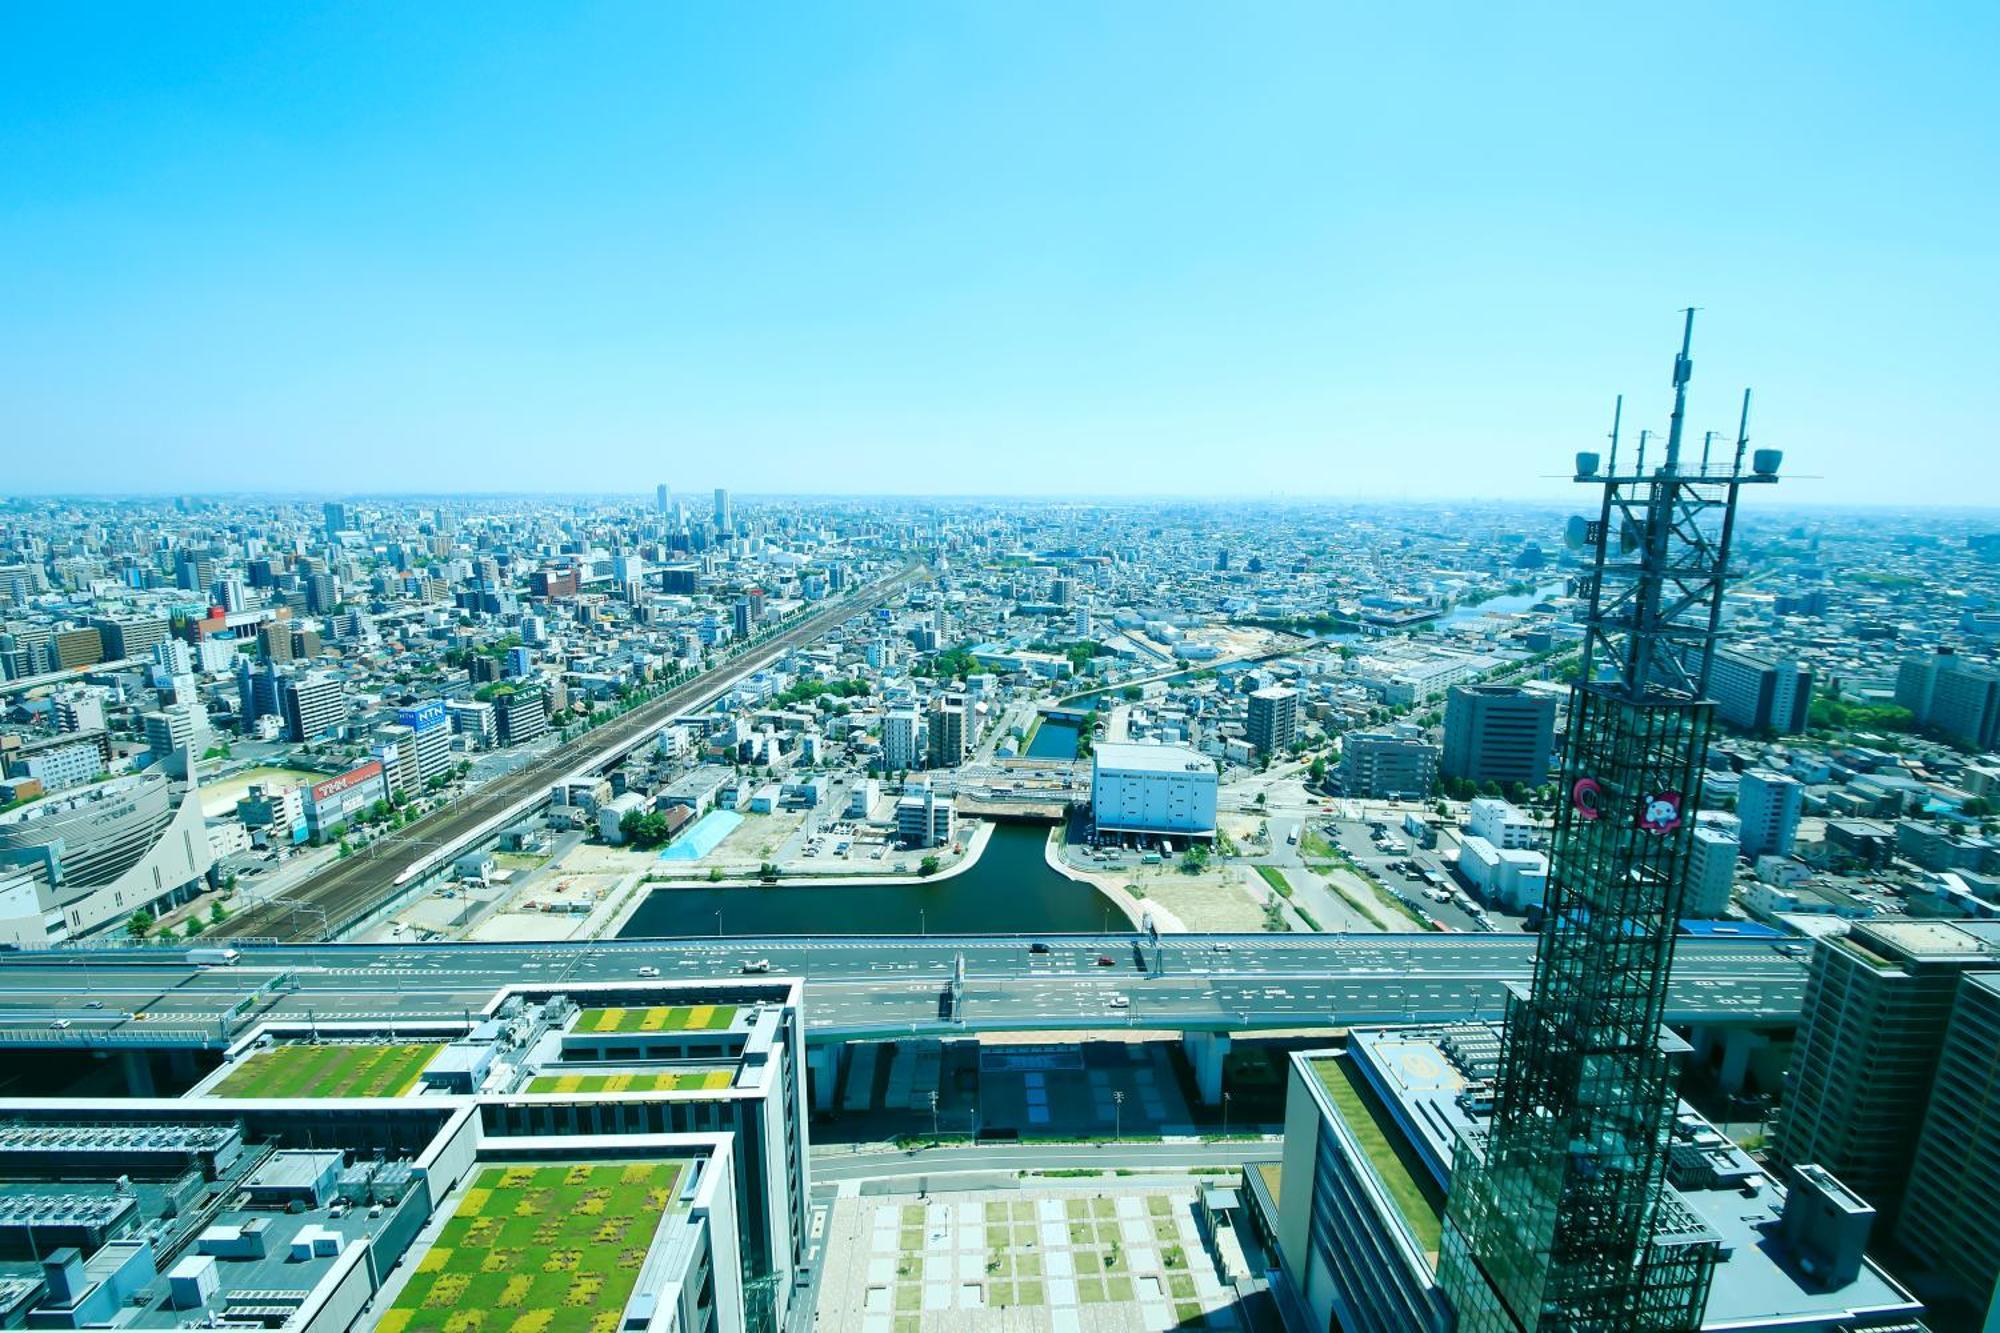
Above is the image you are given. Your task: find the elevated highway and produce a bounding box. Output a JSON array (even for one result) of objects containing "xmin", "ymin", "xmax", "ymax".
[
  {"xmin": 0, "ymin": 932, "xmax": 1808, "ymax": 1053},
  {"xmin": 210, "ymin": 563, "xmax": 925, "ymax": 944}
]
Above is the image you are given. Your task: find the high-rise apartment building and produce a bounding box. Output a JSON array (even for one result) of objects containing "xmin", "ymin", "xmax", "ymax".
[
  {"xmin": 1246, "ymin": 685, "xmax": 1298, "ymax": 758},
  {"xmin": 882, "ymin": 710, "xmax": 919, "ymax": 774},
  {"xmin": 1684, "ymin": 825, "xmax": 1740, "ymax": 919},
  {"xmin": 926, "ymin": 694, "xmax": 968, "ymax": 769},
  {"xmin": 279, "ymin": 670, "xmax": 348, "ymax": 742},
  {"xmin": 492, "ymin": 682, "xmax": 548, "ymax": 747},
  {"xmin": 52, "ymin": 626, "xmax": 103, "ymax": 671},
  {"xmin": 1899, "ymin": 968, "xmax": 2000, "ymax": 1308},
  {"xmin": 1777, "ymin": 920, "xmax": 2000, "ymax": 1225},
  {"xmin": 1736, "ymin": 769, "xmax": 1803, "ymax": 858},
  {"xmin": 1708, "ymin": 650, "xmax": 1812, "ymax": 734},
  {"xmin": 1896, "ymin": 647, "xmax": 2000, "ymax": 750},
  {"xmin": 52, "ymin": 686, "xmax": 106, "ymax": 735},
  {"xmin": 1441, "ymin": 684, "xmax": 1557, "ymax": 786},
  {"xmin": 323, "ymin": 501, "xmax": 348, "ymax": 538},
  {"xmin": 142, "ymin": 703, "xmax": 209, "ymax": 761},
  {"xmin": 88, "ymin": 613, "xmax": 168, "ymax": 661},
  {"xmin": 396, "ymin": 701, "xmax": 453, "ymax": 785},
  {"xmin": 257, "ymin": 621, "xmax": 295, "ymax": 663}
]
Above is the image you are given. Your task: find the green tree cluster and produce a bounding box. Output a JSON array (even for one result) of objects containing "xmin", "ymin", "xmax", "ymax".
[{"xmin": 619, "ymin": 809, "xmax": 678, "ymax": 848}]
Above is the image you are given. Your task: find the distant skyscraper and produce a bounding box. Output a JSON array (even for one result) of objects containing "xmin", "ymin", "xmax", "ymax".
[
  {"xmin": 656, "ymin": 483, "xmax": 671, "ymax": 513},
  {"xmin": 714, "ymin": 487, "xmax": 732, "ymax": 531},
  {"xmin": 323, "ymin": 501, "xmax": 348, "ymax": 538},
  {"xmin": 1441, "ymin": 684, "xmax": 1557, "ymax": 787}
]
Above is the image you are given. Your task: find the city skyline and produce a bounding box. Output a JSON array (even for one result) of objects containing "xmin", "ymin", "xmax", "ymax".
[{"xmin": 4, "ymin": 6, "xmax": 1996, "ymax": 503}]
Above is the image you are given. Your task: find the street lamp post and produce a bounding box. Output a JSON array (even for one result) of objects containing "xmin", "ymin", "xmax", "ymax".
[
  {"xmin": 1114, "ymin": 1090, "xmax": 1125, "ymax": 1143},
  {"xmin": 928, "ymin": 1090, "xmax": 939, "ymax": 1141},
  {"xmin": 1222, "ymin": 1091, "xmax": 1231, "ymax": 1138}
]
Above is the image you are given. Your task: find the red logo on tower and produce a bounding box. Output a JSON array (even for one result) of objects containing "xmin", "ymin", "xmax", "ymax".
[
  {"xmin": 1638, "ymin": 792, "xmax": 1683, "ymax": 836},
  {"xmin": 1570, "ymin": 778, "xmax": 1603, "ymax": 820}
]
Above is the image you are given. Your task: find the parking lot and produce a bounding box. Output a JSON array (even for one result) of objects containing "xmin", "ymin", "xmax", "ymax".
[{"xmin": 1315, "ymin": 815, "xmax": 1532, "ymax": 935}]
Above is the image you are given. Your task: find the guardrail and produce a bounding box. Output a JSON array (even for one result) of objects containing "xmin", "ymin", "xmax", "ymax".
[{"xmin": 0, "ymin": 1026, "xmax": 221, "ymax": 1047}]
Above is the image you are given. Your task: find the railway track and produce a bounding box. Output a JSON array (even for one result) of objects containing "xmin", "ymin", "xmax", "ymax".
[{"xmin": 212, "ymin": 564, "xmax": 925, "ymax": 943}]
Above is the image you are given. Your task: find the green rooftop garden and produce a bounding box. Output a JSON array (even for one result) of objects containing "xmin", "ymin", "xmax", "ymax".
[
  {"xmin": 527, "ymin": 1069, "xmax": 734, "ymax": 1094},
  {"xmin": 1311, "ymin": 1056, "xmax": 1445, "ymax": 1257},
  {"xmin": 576, "ymin": 1004, "xmax": 738, "ymax": 1034},
  {"xmin": 380, "ymin": 1160, "xmax": 686, "ymax": 1333},
  {"xmin": 213, "ymin": 1042, "xmax": 441, "ymax": 1098}
]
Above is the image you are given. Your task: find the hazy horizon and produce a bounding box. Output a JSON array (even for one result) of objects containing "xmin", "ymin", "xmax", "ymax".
[{"xmin": 4, "ymin": 6, "xmax": 1995, "ymax": 503}]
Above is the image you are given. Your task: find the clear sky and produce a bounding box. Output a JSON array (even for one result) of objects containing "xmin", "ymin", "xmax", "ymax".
[{"xmin": 2, "ymin": 4, "xmax": 1994, "ymax": 503}]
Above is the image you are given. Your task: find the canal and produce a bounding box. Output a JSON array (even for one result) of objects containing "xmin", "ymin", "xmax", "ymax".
[
  {"xmin": 617, "ymin": 820, "xmax": 1121, "ymax": 938},
  {"xmin": 1024, "ymin": 717, "xmax": 1082, "ymax": 760}
]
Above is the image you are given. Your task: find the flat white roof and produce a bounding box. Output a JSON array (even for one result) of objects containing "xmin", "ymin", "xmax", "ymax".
[{"xmin": 1093, "ymin": 742, "xmax": 1215, "ymax": 776}]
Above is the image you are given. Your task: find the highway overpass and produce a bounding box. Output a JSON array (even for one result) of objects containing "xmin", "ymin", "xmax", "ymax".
[{"xmin": 0, "ymin": 933, "xmax": 1809, "ymax": 1057}]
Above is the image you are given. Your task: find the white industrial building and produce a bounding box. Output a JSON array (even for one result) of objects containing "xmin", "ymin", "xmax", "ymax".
[
  {"xmin": 1465, "ymin": 798, "xmax": 1535, "ymax": 850},
  {"xmin": 1091, "ymin": 742, "xmax": 1218, "ymax": 841},
  {"xmin": 1456, "ymin": 835, "xmax": 1548, "ymax": 912}
]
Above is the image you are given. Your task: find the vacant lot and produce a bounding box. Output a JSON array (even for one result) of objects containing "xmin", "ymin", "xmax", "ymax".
[
  {"xmin": 380, "ymin": 1160, "xmax": 685, "ymax": 1333},
  {"xmin": 575, "ymin": 1004, "xmax": 739, "ymax": 1034},
  {"xmin": 214, "ymin": 1043, "xmax": 441, "ymax": 1098}
]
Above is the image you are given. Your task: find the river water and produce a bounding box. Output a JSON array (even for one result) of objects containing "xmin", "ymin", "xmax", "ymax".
[
  {"xmin": 1024, "ymin": 718, "xmax": 1082, "ymax": 760},
  {"xmin": 617, "ymin": 820, "xmax": 1119, "ymax": 938}
]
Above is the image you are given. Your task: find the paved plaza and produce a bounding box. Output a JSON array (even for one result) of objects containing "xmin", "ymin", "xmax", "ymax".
[{"xmin": 818, "ymin": 1184, "xmax": 1242, "ymax": 1331}]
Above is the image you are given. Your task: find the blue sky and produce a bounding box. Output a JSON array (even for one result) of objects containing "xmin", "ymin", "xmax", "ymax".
[{"xmin": 2, "ymin": 4, "xmax": 1994, "ymax": 503}]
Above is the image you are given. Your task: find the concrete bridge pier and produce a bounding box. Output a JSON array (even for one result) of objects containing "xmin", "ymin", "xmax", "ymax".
[
  {"xmin": 120, "ymin": 1051, "xmax": 156, "ymax": 1097},
  {"xmin": 167, "ymin": 1047, "xmax": 201, "ymax": 1087},
  {"xmin": 1183, "ymin": 1031, "xmax": 1231, "ymax": 1105},
  {"xmin": 1690, "ymin": 1025, "xmax": 1770, "ymax": 1097},
  {"xmin": 808, "ymin": 1041, "xmax": 844, "ymax": 1112}
]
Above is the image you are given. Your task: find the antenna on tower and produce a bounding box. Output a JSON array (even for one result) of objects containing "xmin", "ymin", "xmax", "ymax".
[
  {"xmin": 1607, "ymin": 395, "xmax": 1623, "ymax": 476},
  {"xmin": 1663, "ymin": 306, "xmax": 1696, "ymax": 474},
  {"xmin": 1733, "ymin": 388, "xmax": 1753, "ymax": 477}
]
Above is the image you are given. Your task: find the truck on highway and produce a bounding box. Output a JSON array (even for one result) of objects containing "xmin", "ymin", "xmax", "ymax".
[{"xmin": 186, "ymin": 947, "xmax": 240, "ymax": 967}]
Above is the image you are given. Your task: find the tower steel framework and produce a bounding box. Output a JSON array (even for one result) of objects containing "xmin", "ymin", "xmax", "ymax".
[{"xmin": 1438, "ymin": 311, "xmax": 1781, "ymax": 1331}]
